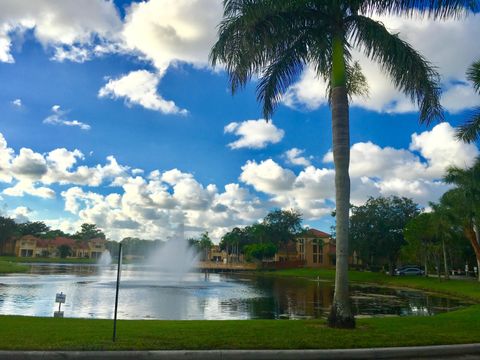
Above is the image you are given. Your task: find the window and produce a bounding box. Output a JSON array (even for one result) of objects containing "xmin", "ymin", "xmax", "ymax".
[
  {"xmin": 312, "ymin": 239, "xmax": 323, "ymax": 264},
  {"xmin": 298, "ymin": 239, "xmax": 305, "ymax": 260}
]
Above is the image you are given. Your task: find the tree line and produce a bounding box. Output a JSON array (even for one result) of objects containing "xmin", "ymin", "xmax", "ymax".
[{"xmin": 350, "ymin": 158, "xmax": 480, "ymax": 281}]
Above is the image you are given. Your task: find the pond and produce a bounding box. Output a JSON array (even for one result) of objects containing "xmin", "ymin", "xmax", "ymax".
[{"xmin": 0, "ymin": 264, "xmax": 471, "ymax": 320}]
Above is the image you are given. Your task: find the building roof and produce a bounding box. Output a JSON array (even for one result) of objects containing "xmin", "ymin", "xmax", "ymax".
[
  {"xmin": 299, "ymin": 228, "xmax": 331, "ymax": 238},
  {"xmin": 20, "ymin": 235, "xmax": 40, "ymax": 242},
  {"xmin": 49, "ymin": 237, "xmax": 77, "ymax": 247}
]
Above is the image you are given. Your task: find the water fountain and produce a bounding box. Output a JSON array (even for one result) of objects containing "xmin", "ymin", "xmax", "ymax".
[
  {"xmin": 145, "ymin": 221, "xmax": 199, "ymax": 278},
  {"xmin": 98, "ymin": 250, "xmax": 112, "ymax": 266}
]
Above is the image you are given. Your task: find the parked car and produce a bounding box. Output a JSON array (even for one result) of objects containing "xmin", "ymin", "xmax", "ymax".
[{"xmin": 395, "ymin": 267, "xmax": 425, "ymax": 276}]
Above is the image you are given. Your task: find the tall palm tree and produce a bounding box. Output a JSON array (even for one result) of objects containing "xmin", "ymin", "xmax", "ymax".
[
  {"xmin": 444, "ymin": 158, "xmax": 480, "ymax": 281},
  {"xmin": 456, "ymin": 59, "xmax": 480, "ymax": 142},
  {"xmin": 210, "ymin": 0, "xmax": 476, "ymax": 328}
]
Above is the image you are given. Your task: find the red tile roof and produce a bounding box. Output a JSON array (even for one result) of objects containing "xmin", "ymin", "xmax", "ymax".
[
  {"xmin": 301, "ymin": 228, "xmax": 331, "ymax": 238},
  {"xmin": 49, "ymin": 237, "xmax": 76, "ymax": 247}
]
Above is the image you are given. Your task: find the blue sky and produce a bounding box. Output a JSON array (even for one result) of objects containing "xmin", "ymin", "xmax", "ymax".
[{"xmin": 0, "ymin": 0, "xmax": 479, "ymax": 241}]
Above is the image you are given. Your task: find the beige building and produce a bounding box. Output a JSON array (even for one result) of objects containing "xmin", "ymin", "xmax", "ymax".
[
  {"xmin": 296, "ymin": 228, "xmax": 335, "ymax": 268},
  {"xmin": 15, "ymin": 236, "xmax": 106, "ymax": 259}
]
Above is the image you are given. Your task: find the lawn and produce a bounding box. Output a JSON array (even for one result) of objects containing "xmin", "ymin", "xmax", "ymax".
[
  {"xmin": 0, "ymin": 255, "xmax": 98, "ymax": 265},
  {"xmin": 0, "ymin": 260, "xmax": 28, "ymax": 274},
  {"xmin": 1, "ymin": 266, "xmax": 480, "ymax": 350},
  {"xmin": 0, "ymin": 304, "xmax": 479, "ymax": 350},
  {"xmin": 271, "ymin": 268, "xmax": 480, "ymax": 302}
]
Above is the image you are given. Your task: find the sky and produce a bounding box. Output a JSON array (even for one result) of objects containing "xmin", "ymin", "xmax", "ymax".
[{"xmin": 0, "ymin": 0, "xmax": 479, "ymax": 242}]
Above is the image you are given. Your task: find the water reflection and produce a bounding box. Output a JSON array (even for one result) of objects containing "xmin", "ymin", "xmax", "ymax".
[{"xmin": 0, "ymin": 265, "xmax": 470, "ymax": 320}]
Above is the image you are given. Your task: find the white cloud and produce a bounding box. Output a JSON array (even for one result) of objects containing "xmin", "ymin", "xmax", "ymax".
[
  {"xmin": 282, "ymin": 13, "xmax": 480, "ymax": 114},
  {"xmin": 3, "ymin": 181, "xmax": 55, "ymax": 199},
  {"xmin": 0, "ymin": 0, "xmax": 122, "ymax": 64},
  {"xmin": 11, "ymin": 206, "xmax": 32, "ymax": 223},
  {"xmin": 284, "ymin": 148, "xmax": 312, "ymax": 167},
  {"xmin": 240, "ymin": 159, "xmax": 296, "ymax": 193},
  {"xmin": 0, "ymin": 123, "xmax": 477, "ymax": 241},
  {"xmin": 122, "ymin": 0, "xmax": 222, "ymax": 71},
  {"xmin": 98, "ymin": 70, "xmax": 187, "ymax": 115},
  {"xmin": 224, "ymin": 119, "xmax": 284, "ymax": 149},
  {"xmin": 240, "ymin": 123, "xmax": 477, "ymax": 218},
  {"xmin": 441, "ymin": 83, "xmax": 480, "ymax": 114},
  {"xmin": 43, "ymin": 105, "xmax": 91, "ymax": 130},
  {"xmin": 11, "ymin": 98, "xmax": 21, "ymax": 107}
]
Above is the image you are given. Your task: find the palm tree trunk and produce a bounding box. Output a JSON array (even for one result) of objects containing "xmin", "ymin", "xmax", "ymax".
[
  {"xmin": 327, "ymin": 34, "xmax": 354, "ymax": 329},
  {"xmin": 465, "ymin": 224, "xmax": 480, "ymax": 282},
  {"xmin": 442, "ymin": 239, "xmax": 449, "ymax": 280}
]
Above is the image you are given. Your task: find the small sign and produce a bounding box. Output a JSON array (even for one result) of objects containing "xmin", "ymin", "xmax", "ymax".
[
  {"xmin": 55, "ymin": 292, "xmax": 66, "ymax": 303},
  {"xmin": 54, "ymin": 311, "xmax": 64, "ymax": 318}
]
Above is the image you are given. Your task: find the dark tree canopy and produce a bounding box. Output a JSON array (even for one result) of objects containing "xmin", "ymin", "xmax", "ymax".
[
  {"xmin": 18, "ymin": 221, "xmax": 50, "ymax": 237},
  {"xmin": 350, "ymin": 196, "xmax": 420, "ymax": 271},
  {"xmin": 262, "ymin": 209, "xmax": 303, "ymax": 247},
  {"xmin": 74, "ymin": 223, "xmax": 105, "ymax": 240}
]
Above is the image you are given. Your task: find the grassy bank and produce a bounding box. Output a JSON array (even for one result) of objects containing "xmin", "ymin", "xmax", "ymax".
[
  {"xmin": 0, "ymin": 256, "xmax": 98, "ymax": 265},
  {"xmin": 0, "ymin": 304, "xmax": 479, "ymax": 350},
  {"xmin": 0, "ymin": 260, "xmax": 28, "ymax": 274},
  {"xmin": 271, "ymin": 268, "xmax": 480, "ymax": 302}
]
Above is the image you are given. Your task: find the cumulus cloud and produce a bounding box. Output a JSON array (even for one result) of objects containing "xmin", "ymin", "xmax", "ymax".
[
  {"xmin": 0, "ymin": 123, "xmax": 477, "ymax": 241},
  {"xmin": 0, "ymin": 0, "xmax": 122, "ymax": 64},
  {"xmin": 43, "ymin": 105, "xmax": 91, "ymax": 130},
  {"xmin": 281, "ymin": 13, "xmax": 480, "ymax": 114},
  {"xmin": 284, "ymin": 148, "xmax": 312, "ymax": 167},
  {"xmin": 224, "ymin": 119, "xmax": 285, "ymax": 149},
  {"xmin": 10, "ymin": 206, "xmax": 32, "ymax": 223},
  {"xmin": 98, "ymin": 70, "xmax": 187, "ymax": 115},
  {"xmin": 122, "ymin": 0, "xmax": 222, "ymax": 71},
  {"xmin": 0, "ymin": 133, "xmax": 129, "ymax": 200},
  {"xmin": 240, "ymin": 123, "xmax": 477, "ymax": 218}
]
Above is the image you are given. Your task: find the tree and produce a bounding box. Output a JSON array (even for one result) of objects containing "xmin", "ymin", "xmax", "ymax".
[
  {"xmin": 74, "ymin": 223, "xmax": 105, "ymax": 240},
  {"xmin": 190, "ymin": 232, "xmax": 214, "ymax": 261},
  {"xmin": 199, "ymin": 232, "xmax": 214, "ymax": 261},
  {"xmin": 262, "ymin": 209, "xmax": 303, "ymax": 249},
  {"xmin": 244, "ymin": 242, "xmax": 277, "ymax": 262},
  {"xmin": 350, "ymin": 196, "xmax": 420, "ymax": 274},
  {"xmin": 210, "ymin": 0, "xmax": 473, "ymax": 328},
  {"xmin": 403, "ymin": 213, "xmax": 436, "ymax": 276},
  {"xmin": 43, "ymin": 229, "xmax": 71, "ymax": 239},
  {"xmin": 0, "ymin": 216, "xmax": 18, "ymax": 255},
  {"xmin": 456, "ymin": 59, "xmax": 480, "ymax": 142},
  {"xmin": 18, "ymin": 221, "xmax": 50, "ymax": 237},
  {"xmin": 444, "ymin": 160, "xmax": 480, "ymax": 281},
  {"xmin": 57, "ymin": 244, "xmax": 72, "ymax": 258}
]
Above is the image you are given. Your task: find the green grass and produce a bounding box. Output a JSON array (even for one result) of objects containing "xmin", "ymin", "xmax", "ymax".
[
  {"xmin": 0, "ymin": 305, "xmax": 480, "ymax": 350},
  {"xmin": 0, "ymin": 255, "xmax": 98, "ymax": 265},
  {"xmin": 271, "ymin": 268, "xmax": 480, "ymax": 302},
  {"xmin": 0, "ymin": 260, "xmax": 28, "ymax": 274},
  {"xmin": 1, "ymin": 266, "xmax": 480, "ymax": 350}
]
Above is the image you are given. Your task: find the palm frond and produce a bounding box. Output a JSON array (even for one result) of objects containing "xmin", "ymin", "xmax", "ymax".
[
  {"xmin": 455, "ymin": 109, "xmax": 480, "ymax": 143},
  {"xmin": 256, "ymin": 39, "xmax": 308, "ymax": 119},
  {"xmin": 210, "ymin": 0, "xmax": 317, "ymax": 94},
  {"xmin": 467, "ymin": 59, "xmax": 480, "ymax": 94},
  {"xmin": 350, "ymin": 14, "xmax": 443, "ymax": 123},
  {"xmin": 359, "ymin": 0, "xmax": 479, "ymax": 19}
]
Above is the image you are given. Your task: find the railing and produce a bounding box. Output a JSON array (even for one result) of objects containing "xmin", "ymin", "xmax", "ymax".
[{"xmin": 196, "ymin": 261, "xmax": 258, "ymax": 271}]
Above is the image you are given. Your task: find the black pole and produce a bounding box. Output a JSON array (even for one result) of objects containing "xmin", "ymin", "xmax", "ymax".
[{"xmin": 113, "ymin": 243, "xmax": 122, "ymax": 342}]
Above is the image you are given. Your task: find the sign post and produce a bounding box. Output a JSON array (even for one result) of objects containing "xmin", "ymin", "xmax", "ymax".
[
  {"xmin": 54, "ymin": 292, "xmax": 66, "ymax": 318},
  {"xmin": 112, "ymin": 243, "xmax": 122, "ymax": 342}
]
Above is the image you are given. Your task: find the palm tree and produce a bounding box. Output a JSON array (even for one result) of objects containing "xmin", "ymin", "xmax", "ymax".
[
  {"xmin": 444, "ymin": 158, "xmax": 480, "ymax": 281},
  {"xmin": 456, "ymin": 59, "xmax": 480, "ymax": 142},
  {"xmin": 210, "ymin": 0, "xmax": 476, "ymax": 328}
]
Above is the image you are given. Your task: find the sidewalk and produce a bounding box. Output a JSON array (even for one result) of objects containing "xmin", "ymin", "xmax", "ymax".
[{"xmin": 1, "ymin": 343, "xmax": 479, "ymax": 360}]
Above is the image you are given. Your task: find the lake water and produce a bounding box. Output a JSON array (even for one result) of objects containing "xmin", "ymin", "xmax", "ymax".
[{"xmin": 0, "ymin": 264, "xmax": 470, "ymax": 320}]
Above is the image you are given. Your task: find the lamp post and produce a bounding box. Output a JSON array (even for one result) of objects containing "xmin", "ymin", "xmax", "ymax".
[{"xmin": 113, "ymin": 243, "xmax": 122, "ymax": 342}]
